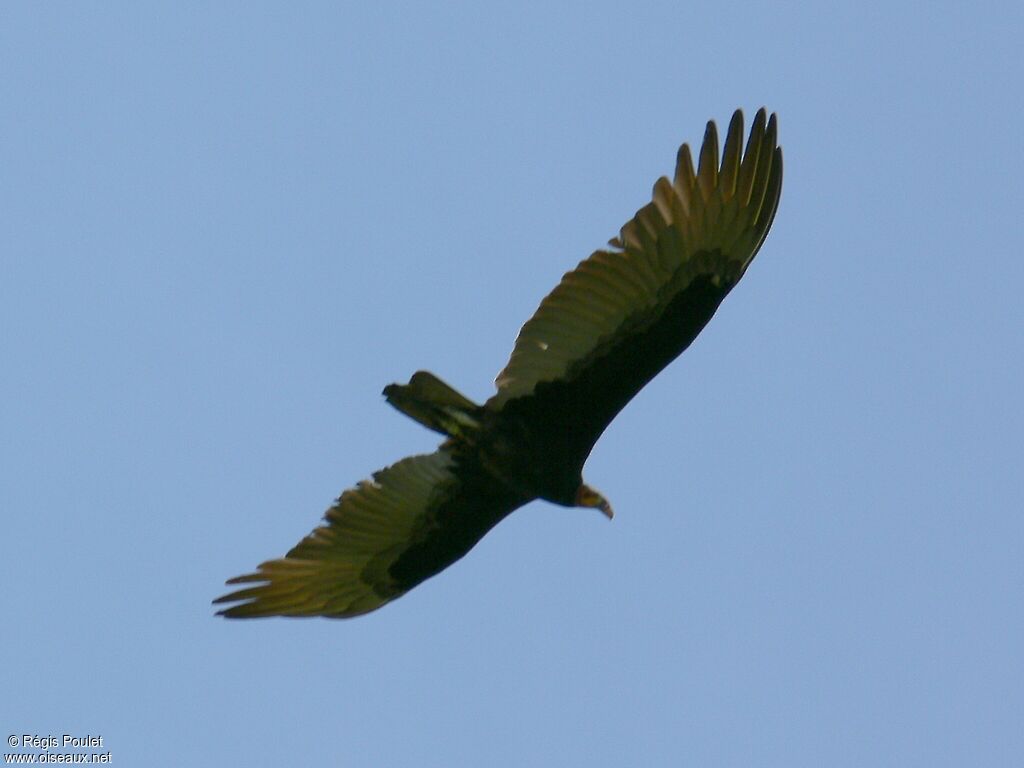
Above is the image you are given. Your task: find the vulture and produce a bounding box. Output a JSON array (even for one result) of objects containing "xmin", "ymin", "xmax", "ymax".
[{"xmin": 215, "ymin": 108, "xmax": 783, "ymax": 619}]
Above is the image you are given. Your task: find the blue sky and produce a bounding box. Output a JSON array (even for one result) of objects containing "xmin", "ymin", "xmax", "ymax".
[{"xmin": 3, "ymin": 2, "xmax": 1022, "ymax": 766}]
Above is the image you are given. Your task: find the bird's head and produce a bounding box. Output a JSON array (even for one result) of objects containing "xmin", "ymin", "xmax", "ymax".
[{"xmin": 574, "ymin": 483, "xmax": 614, "ymax": 519}]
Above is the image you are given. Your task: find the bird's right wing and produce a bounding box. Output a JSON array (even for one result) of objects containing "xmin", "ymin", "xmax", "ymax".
[
  {"xmin": 490, "ymin": 109, "xmax": 781, "ymax": 413},
  {"xmin": 215, "ymin": 449, "xmax": 527, "ymax": 618}
]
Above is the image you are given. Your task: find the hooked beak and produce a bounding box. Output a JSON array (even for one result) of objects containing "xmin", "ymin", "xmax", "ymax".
[{"xmin": 575, "ymin": 484, "xmax": 614, "ymax": 520}]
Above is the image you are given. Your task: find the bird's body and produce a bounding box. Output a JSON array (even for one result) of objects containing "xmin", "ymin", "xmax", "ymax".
[{"xmin": 216, "ymin": 109, "xmax": 783, "ymax": 618}]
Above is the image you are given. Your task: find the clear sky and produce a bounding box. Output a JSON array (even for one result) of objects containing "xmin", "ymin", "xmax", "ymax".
[{"xmin": 3, "ymin": 2, "xmax": 1022, "ymax": 766}]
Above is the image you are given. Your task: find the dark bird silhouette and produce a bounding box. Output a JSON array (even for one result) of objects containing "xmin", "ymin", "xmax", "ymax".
[{"xmin": 215, "ymin": 109, "xmax": 783, "ymax": 618}]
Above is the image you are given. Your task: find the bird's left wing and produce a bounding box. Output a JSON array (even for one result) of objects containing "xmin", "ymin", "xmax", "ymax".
[{"xmin": 215, "ymin": 449, "xmax": 528, "ymax": 618}]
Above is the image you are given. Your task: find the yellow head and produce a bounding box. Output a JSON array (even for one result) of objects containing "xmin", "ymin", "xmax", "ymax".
[{"xmin": 574, "ymin": 483, "xmax": 614, "ymax": 519}]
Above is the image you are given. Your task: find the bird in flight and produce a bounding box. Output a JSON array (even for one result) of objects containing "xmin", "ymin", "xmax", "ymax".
[{"xmin": 215, "ymin": 108, "xmax": 783, "ymax": 619}]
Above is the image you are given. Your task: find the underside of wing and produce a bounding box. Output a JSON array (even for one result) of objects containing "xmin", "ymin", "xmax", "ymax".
[
  {"xmin": 489, "ymin": 109, "xmax": 782, "ymax": 429},
  {"xmin": 215, "ymin": 449, "xmax": 527, "ymax": 618}
]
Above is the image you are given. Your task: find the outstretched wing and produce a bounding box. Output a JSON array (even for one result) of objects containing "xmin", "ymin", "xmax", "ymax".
[
  {"xmin": 215, "ymin": 449, "xmax": 529, "ymax": 618},
  {"xmin": 487, "ymin": 109, "xmax": 782, "ymax": 462}
]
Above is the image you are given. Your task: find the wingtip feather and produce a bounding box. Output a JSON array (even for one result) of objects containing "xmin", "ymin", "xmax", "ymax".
[
  {"xmin": 697, "ymin": 120, "xmax": 719, "ymax": 200},
  {"xmin": 719, "ymin": 110, "xmax": 744, "ymax": 197}
]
